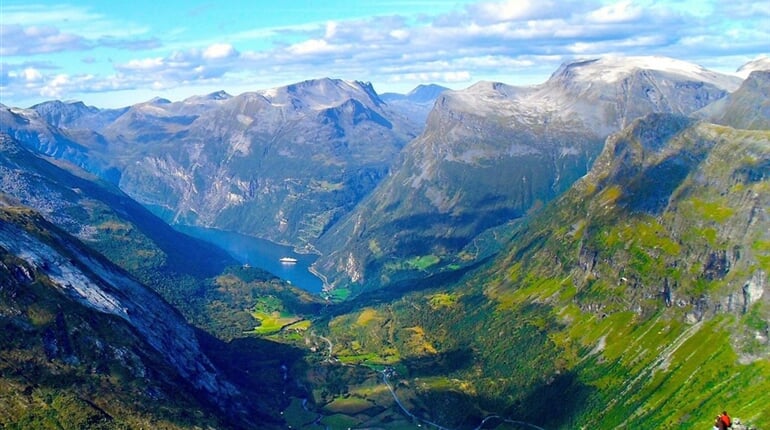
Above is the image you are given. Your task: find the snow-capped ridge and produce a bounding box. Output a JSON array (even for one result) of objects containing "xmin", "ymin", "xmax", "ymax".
[{"xmin": 550, "ymin": 55, "xmax": 740, "ymax": 91}]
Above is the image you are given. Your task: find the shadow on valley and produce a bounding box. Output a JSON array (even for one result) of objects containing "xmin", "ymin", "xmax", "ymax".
[
  {"xmin": 195, "ymin": 329, "xmax": 308, "ymax": 425},
  {"xmin": 328, "ymin": 257, "xmax": 492, "ymax": 316},
  {"xmin": 378, "ymin": 208, "xmax": 524, "ymax": 252},
  {"xmin": 429, "ymin": 371, "xmax": 592, "ymax": 430},
  {"xmin": 399, "ymin": 348, "xmax": 475, "ymax": 377},
  {"xmin": 506, "ymin": 371, "xmax": 594, "ymax": 429},
  {"xmin": 392, "ymin": 369, "xmax": 593, "ymax": 430}
]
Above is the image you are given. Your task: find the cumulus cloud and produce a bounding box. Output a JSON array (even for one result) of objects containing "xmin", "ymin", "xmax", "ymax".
[
  {"xmin": 203, "ymin": 43, "xmax": 239, "ymax": 60},
  {"xmin": 0, "ymin": 23, "xmax": 161, "ymax": 56},
  {"xmin": 114, "ymin": 43, "xmax": 242, "ymax": 87},
  {"xmin": 287, "ymin": 39, "xmax": 339, "ymax": 56},
  {"xmin": 21, "ymin": 68, "xmax": 44, "ymax": 82}
]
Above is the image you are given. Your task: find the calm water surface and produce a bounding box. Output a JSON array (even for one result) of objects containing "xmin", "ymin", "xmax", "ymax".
[{"xmin": 177, "ymin": 225, "xmax": 324, "ymax": 294}]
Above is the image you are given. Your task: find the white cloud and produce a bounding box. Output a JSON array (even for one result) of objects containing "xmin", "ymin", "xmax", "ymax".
[
  {"xmin": 287, "ymin": 39, "xmax": 337, "ymax": 56},
  {"xmin": 2, "ymin": 3, "xmax": 148, "ymax": 38},
  {"xmin": 21, "ymin": 68, "xmax": 43, "ymax": 82},
  {"xmin": 121, "ymin": 57, "xmax": 166, "ymax": 71},
  {"xmin": 324, "ymin": 21, "xmax": 338, "ymax": 39},
  {"xmin": 2, "ymin": 4, "xmax": 102, "ymax": 27},
  {"xmin": 203, "ymin": 43, "xmax": 238, "ymax": 60},
  {"xmin": 40, "ymin": 74, "xmax": 70, "ymax": 97},
  {"xmin": 389, "ymin": 29, "xmax": 409, "ymax": 41}
]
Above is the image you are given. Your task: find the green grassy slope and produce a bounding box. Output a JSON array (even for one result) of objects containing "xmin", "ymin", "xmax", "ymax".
[{"xmin": 311, "ymin": 116, "xmax": 770, "ymax": 429}]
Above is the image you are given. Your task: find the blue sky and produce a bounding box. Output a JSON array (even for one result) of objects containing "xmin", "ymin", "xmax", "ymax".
[{"xmin": 1, "ymin": 0, "xmax": 768, "ymax": 108}]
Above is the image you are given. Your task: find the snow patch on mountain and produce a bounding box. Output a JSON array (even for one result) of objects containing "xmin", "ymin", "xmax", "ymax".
[
  {"xmin": 254, "ymin": 78, "xmax": 383, "ymax": 111},
  {"xmin": 737, "ymin": 56, "xmax": 770, "ymax": 78}
]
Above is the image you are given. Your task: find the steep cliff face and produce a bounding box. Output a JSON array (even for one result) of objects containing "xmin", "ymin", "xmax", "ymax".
[
  {"xmin": 557, "ymin": 115, "xmax": 769, "ymax": 325},
  {"xmin": 314, "ymin": 57, "xmax": 740, "ymax": 294},
  {"xmin": 0, "ymin": 203, "xmax": 279, "ymax": 428}
]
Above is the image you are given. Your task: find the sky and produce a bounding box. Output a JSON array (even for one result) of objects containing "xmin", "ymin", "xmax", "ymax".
[{"xmin": 1, "ymin": 0, "xmax": 768, "ymax": 108}]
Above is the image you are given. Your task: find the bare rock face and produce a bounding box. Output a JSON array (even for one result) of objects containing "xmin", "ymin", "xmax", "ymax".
[
  {"xmin": 0, "ymin": 218, "xmax": 240, "ymax": 410},
  {"xmin": 743, "ymin": 270, "xmax": 766, "ymax": 312}
]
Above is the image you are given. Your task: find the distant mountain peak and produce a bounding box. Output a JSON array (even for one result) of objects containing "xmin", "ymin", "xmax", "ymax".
[
  {"xmin": 148, "ymin": 96, "xmax": 172, "ymax": 105},
  {"xmin": 737, "ymin": 56, "xmax": 770, "ymax": 78},
  {"xmin": 704, "ymin": 69, "xmax": 770, "ymax": 130},
  {"xmin": 381, "ymin": 84, "xmax": 449, "ymax": 104},
  {"xmin": 205, "ymin": 90, "xmax": 232, "ymax": 100},
  {"xmin": 404, "ymin": 84, "xmax": 449, "ymax": 103}
]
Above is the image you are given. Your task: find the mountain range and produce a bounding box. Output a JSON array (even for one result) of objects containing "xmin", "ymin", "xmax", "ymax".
[
  {"xmin": 315, "ymin": 56, "xmax": 742, "ymax": 294},
  {"xmin": 1, "ymin": 55, "xmax": 768, "ymax": 429}
]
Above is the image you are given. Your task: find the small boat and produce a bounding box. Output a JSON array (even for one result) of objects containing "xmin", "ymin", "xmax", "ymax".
[{"xmin": 279, "ymin": 257, "xmax": 298, "ymax": 264}]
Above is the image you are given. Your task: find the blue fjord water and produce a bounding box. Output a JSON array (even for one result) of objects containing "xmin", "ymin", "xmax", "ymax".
[{"xmin": 176, "ymin": 225, "xmax": 324, "ymax": 294}]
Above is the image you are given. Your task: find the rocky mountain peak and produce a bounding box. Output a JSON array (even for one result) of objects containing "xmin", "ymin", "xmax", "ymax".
[
  {"xmin": 206, "ymin": 89, "xmax": 232, "ymax": 100},
  {"xmin": 742, "ymin": 69, "xmax": 770, "ymax": 91},
  {"xmin": 432, "ymin": 80, "xmax": 527, "ymax": 119},
  {"xmin": 30, "ymin": 100, "xmax": 107, "ymax": 129},
  {"xmin": 181, "ymin": 90, "xmax": 233, "ymax": 104},
  {"xmin": 258, "ymin": 78, "xmax": 384, "ymax": 111}
]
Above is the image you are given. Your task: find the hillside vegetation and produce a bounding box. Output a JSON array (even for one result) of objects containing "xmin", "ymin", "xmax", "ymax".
[{"xmin": 309, "ymin": 116, "xmax": 770, "ymax": 429}]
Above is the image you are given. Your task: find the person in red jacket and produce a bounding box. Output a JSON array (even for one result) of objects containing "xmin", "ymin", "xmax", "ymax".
[
  {"xmin": 721, "ymin": 411, "xmax": 732, "ymax": 429},
  {"xmin": 715, "ymin": 415, "xmax": 727, "ymax": 430}
]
